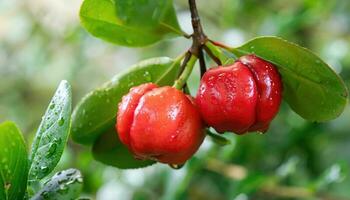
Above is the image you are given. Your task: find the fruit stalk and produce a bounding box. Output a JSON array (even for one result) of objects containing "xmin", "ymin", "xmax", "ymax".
[{"xmin": 173, "ymin": 55, "xmax": 198, "ymax": 90}]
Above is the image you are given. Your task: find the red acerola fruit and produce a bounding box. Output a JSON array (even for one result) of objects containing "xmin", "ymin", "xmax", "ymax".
[
  {"xmin": 195, "ymin": 54, "xmax": 282, "ymax": 134},
  {"xmin": 116, "ymin": 83, "xmax": 205, "ymax": 165}
]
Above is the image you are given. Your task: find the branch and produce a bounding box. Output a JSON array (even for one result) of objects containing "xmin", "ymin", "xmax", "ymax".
[
  {"xmin": 203, "ymin": 45, "xmax": 222, "ymax": 65},
  {"xmin": 198, "ymin": 49, "xmax": 206, "ymax": 77},
  {"xmin": 188, "ymin": 0, "xmax": 207, "ymax": 56},
  {"xmin": 176, "ymin": 51, "xmax": 192, "ymax": 78}
]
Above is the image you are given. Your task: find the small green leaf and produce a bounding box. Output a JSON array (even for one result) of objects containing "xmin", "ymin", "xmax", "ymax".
[
  {"xmin": 206, "ymin": 129, "xmax": 231, "ymax": 146},
  {"xmin": 80, "ymin": 0, "xmax": 182, "ymax": 47},
  {"xmin": 93, "ymin": 128, "xmax": 155, "ymax": 169},
  {"xmin": 72, "ymin": 57, "xmax": 181, "ymax": 145},
  {"xmin": 231, "ymin": 36, "xmax": 348, "ymax": 122},
  {"xmin": 29, "ymin": 80, "xmax": 72, "ymax": 181},
  {"xmin": 0, "ymin": 121, "xmax": 28, "ymax": 200},
  {"xmin": 30, "ymin": 169, "xmax": 83, "ymax": 200}
]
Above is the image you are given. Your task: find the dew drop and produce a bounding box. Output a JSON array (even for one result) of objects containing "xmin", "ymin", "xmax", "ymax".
[
  {"xmin": 47, "ymin": 143, "xmax": 57, "ymax": 157},
  {"xmin": 49, "ymin": 104, "xmax": 55, "ymax": 109},
  {"xmin": 77, "ymin": 177, "xmax": 83, "ymax": 183},
  {"xmin": 58, "ymin": 117, "xmax": 65, "ymax": 126},
  {"xmin": 40, "ymin": 166, "xmax": 49, "ymax": 173},
  {"xmin": 169, "ymin": 163, "xmax": 185, "ymax": 170},
  {"xmin": 143, "ymin": 71, "xmax": 152, "ymax": 82}
]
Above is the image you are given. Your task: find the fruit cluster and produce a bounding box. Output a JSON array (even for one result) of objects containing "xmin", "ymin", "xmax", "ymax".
[{"xmin": 116, "ymin": 55, "xmax": 282, "ymax": 165}]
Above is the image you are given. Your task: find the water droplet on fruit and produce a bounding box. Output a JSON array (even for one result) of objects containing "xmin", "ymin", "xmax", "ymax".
[{"xmin": 169, "ymin": 163, "xmax": 185, "ymax": 170}]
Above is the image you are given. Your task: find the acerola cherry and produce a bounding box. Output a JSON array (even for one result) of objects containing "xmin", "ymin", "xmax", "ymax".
[
  {"xmin": 116, "ymin": 83, "xmax": 205, "ymax": 165},
  {"xmin": 195, "ymin": 54, "xmax": 282, "ymax": 134}
]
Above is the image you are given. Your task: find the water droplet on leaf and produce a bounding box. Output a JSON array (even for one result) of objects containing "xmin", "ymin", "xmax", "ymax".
[{"xmin": 58, "ymin": 117, "xmax": 65, "ymax": 126}]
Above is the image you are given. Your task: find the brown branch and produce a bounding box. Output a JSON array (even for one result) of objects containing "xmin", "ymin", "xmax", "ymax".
[
  {"xmin": 198, "ymin": 49, "xmax": 206, "ymax": 77},
  {"xmin": 203, "ymin": 45, "xmax": 222, "ymax": 65},
  {"xmin": 176, "ymin": 51, "xmax": 192, "ymax": 78},
  {"xmin": 188, "ymin": 0, "xmax": 207, "ymax": 56}
]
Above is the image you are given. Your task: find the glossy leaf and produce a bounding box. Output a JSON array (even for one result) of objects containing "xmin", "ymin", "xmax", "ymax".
[
  {"xmin": 72, "ymin": 57, "xmax": 181, "ymax": 145},
  {"xmin": 114, "ymin": 0, "xmax": 179, "ymax": 29},
  {"xmin": 93, "ymin": 128, "xmax": 155, "ymax": 169},
  {"xmin": 0, "ymin": 121, "xmax": 28, "ymax": 200},
  {"xmin": 80, "ymin": 0, "xmax": 182, "ymax": 47},
  {"xmin": 29, "ymin": 80, "xmax": 72, "ymax": 181},
  {"xmin": 231, "ymin": 36, "xmax": 348, "ymax": 122},
  {"xmin": 31, "ymin": 169, "xmax": 83, "ymax": 200}
]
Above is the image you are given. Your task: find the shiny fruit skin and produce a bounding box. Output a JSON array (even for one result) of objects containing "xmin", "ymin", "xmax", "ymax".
[
  {"xmin": 239, "ymin": 55, "xmax": 283, "ymax": 132},
  {"xmin": 196, "ymin": 54, "xmax": 282, "ymax": 134},
  {"xmin": 117, "ymin": 83, "xmax": 205, "ymax": 164}
]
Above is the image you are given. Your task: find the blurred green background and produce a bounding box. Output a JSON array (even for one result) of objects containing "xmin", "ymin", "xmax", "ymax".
[{"xmin": 1, "ymin": 0, "xmax": 350, "ymax": 199}]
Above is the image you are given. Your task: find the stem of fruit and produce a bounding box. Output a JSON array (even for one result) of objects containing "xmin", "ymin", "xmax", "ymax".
[
  {"xmin": 209, "ymin": 39, "xmax": 234, "ymax": 51},
  {"xmin": 155, "ymin": 52, "xmax": 186, "ymax": 85},
  {"xmin": 198, "ymin": 49, "xmax": 206, "ymax": 77},
  {"xmin": 173, "ymin": 55, "xmax": 198, "ymax": 90},
  {"xmin": 176, "ymin": 51, "xmax": 192, "ymax": 79},
  {"xmin": 210, "ymin": 40, "xmax": 243, "ymax": 60},
  {"xmin": 204, "ymin": 41, "xmax": 230, "ymax": 64}
]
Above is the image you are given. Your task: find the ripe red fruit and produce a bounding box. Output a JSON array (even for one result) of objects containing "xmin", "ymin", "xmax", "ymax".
[
  {"xmin": 196, "ymin": 54, "xmax": 282, "ymax": 134},
  {"xmin": 117, "ymin": 83, "xmax": 205, "ymax": 165}
]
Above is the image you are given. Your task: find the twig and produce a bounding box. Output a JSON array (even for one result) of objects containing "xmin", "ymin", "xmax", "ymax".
[
  {"xmin": 188, "ymin": 0, "xmax": 207, "ymax": 56},
  {"xmin": 198, "ymin": 49, "xmax": 206, "ymax": 77},
  {"xmin": 203, "ymin": 45, "xmax": 222, "ymax": 65},
  {"xmin": 176, "ymin": 51, "xmax": 192, "ymax": 78},
  {"xmin": 209, "ymin": 39, "xmax": 233, "ymax": 50}
]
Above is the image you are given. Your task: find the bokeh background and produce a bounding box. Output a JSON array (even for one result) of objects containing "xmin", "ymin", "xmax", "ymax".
[{"xmin": 1, "ymin": 0, "xmax": 350, "ymax": 199}]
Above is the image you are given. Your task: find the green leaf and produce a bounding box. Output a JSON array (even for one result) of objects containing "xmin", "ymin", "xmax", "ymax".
[
  {"xmin": 206, "ymin": 129, "xmax": 231, "ymax": 146},
  {"xmin": 80, "ymin": 0, "xmax": 182, "ymax": 47},
  {"xmin": 114, "ymin": 0, "xmax": 179, "ymax": 29},
  {"xmin": 93, "ymin": 128, "xmax": 155, "ymax": 169},
  {"xmin": 0, "ymin": 121, "xmax": 28, "ymax": 200},
  {"xmin": 29, "ymin": 80, "xmax": 72, "ymax": 181},
  {"xmin": 231, "ymin": 36, "xmax": 348, "ymax": 122},
  {"xmin": 72, "ymin": 57, "xmax": 181, "ymax": 145},
  {"xmin": 30, "ymin": 169, "xmax": 83, "ymax": 200}
]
